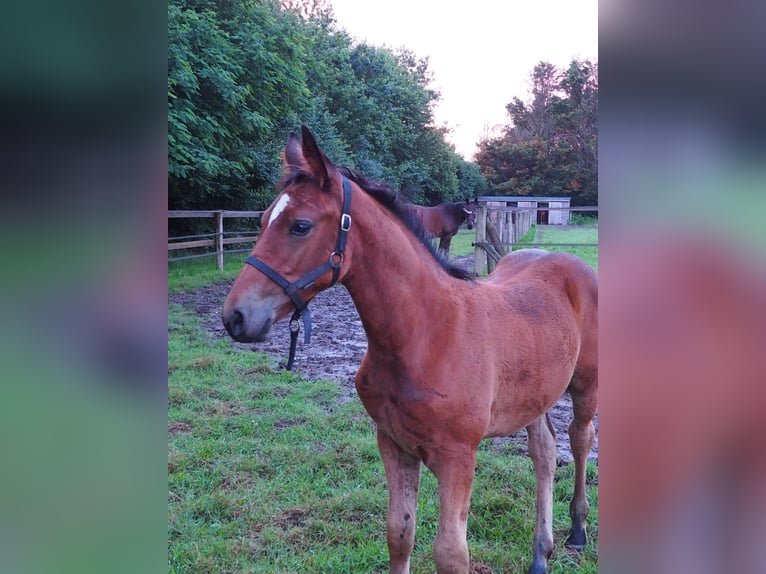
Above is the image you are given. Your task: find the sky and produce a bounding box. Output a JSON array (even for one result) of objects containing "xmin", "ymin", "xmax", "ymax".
[{"xmin": 328, "ymin": 0, "xmax": 598, "ymax": 160}]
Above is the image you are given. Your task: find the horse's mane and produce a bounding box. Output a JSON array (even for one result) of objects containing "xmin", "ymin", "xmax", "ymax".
[
  {"xmin": 337, "ymin": 167, "xmax": 473, "ymax": 281},
  {"xmin": 280, "ymin": 167, "xmax": 473, "ymax": 281}
]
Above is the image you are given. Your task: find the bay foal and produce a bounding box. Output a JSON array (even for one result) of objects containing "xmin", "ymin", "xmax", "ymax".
[{"xmin": 223, "ymin": 126, "xmax": 598, "ymax": 573}]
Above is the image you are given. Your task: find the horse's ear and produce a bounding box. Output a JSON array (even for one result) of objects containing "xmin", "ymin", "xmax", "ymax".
[
  {"xmin": 283, "ymin": 132, "xmax": 304, "ymax": 172},
  {"xmin": 300, "ymin": 125, "xmax": 331, "ymax": 189}
]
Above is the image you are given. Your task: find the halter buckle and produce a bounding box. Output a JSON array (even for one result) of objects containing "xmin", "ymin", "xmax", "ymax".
[
  {"xmin": 289, "ymin": 317, "xmax": 300, "ymax": 334},
  {"xmin": 340, "ymin": 213, "xmax": 352, "ymax": 232}
]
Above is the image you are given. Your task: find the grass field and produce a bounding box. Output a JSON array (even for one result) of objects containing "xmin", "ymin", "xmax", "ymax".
[
  {"xmin": 168, "ymin": 227, "xmax": 598, "ymax": 573},
  {"xmin": 168, "ymin": 253, "xmax": 247, "ymax": 294},
  {"xmin": 168, "ymin": 305, "xmax": 598, "ymax": 573},
  {"xmin": 449, "ymin": 224, "xmax": 598, "ymax": 270},
  {"xmin": 445, "ymin": 228, "xmax": 477, "ymax": 257},
  {"xmin": 531, "ymin": 225, "xmax": 598, "ymax": 270}
]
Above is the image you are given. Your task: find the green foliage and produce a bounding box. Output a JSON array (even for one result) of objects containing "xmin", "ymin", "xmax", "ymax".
[
  {"xmin": 458, "ymin": 161, "xmax": 489, "ymax": 199},
  {"xmin": 168, "ymin": 0, "xmax": 489, "ymax": 219},
  {"xmin": 476, "ymin": 60, "xmax": 598, "ymax": 206},
  {"xmin": 168, "ymin": 0, "xmax": 309, "ymax": 212}
]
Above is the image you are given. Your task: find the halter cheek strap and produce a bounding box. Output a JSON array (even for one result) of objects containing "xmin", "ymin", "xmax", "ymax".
[{"xmin": 244, "ymin": 177, "xmax": 352, "ymax": 370}]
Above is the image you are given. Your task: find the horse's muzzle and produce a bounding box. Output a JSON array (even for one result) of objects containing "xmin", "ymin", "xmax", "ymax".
[{"xmin": 223, "ymin": 306, "xmax": 273, "ymax": 343}]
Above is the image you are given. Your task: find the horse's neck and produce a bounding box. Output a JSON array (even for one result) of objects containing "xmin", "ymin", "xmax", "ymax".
[
  {"xmin": 448, "ymin": 203, "xmax": 465, "ymax": 223},
  {"xmin": 342, "ymin": 194, "xmax": 452, "ymax": 359}
]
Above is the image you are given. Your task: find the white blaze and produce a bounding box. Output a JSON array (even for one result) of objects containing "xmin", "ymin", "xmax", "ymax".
[{"xmin": 267, "ymin": 193, "xmax": 291, "ymax": 229}]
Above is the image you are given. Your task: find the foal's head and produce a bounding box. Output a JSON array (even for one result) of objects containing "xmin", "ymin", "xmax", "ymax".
[
  {"xmin": 222, "ymin": 127, "xmax": 349, "ymax": 343},
  {"xmin": 463, "ymin": 199, "xmax": 478, "ymax": 230},
  {"xmin": 223, "ymin": 126, "xmax": 472, "ymax": 344}
]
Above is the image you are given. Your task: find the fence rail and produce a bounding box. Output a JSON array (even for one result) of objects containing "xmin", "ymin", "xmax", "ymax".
[
  {"xmin": 473, "ymin": 204, "xmax": 598, "ymax": 275},
  {"xmin": 169, "ymin": 204, "xmax": 597, "ymax": 273},
  {"xmin": 168, "ymin": 210, "xmax": 263, "ymax": 270}
]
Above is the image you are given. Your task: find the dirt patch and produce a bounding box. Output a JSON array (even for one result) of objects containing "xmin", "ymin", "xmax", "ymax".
[
  {"xmin": 168, "ymin": 421, "xmax": 193, "ymax": 435},
  {"xmin": 469, "ymin": 560, "xmax": 496, "ymax": 574},
  {"xmin": 273, "ymin": 418, "xmax": 307, "ymax": 431},
  {"xmin": 169, "ymin": 255, "xmax": 597, "ymax": 464},
  {"xmin": 274, "ymin": 508, "xmax": 307, "ymax": 529}
]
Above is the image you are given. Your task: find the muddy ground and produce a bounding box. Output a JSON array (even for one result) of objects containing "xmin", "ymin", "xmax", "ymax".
[{"xmin": 170, "ymin": 255, "xmax": 597, "ymax": 464}]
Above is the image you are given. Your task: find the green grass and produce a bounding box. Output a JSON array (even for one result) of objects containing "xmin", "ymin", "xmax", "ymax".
[
  {"xmin": 516, "ymin": 222, "xmax": 538, "ymax": 244},
  {"xmin": 452, "ymin": 224, "xmax": 598, "ymax": 270},
  {"xmin": 168, "ymin": 253, "xmax": 248, "ymax": 293},
  {"xmin": 535, "ymin": 225, "xmax": 598, "ymax": 245},
  {"xmin": 569, "ymin": 213, "xmax": 598, "ymax": 226},
  {"xmin": 169, "ymin": 299, "xmax": 598, "ymax": 573},
  {"xmin": 532, "ymin": 225, "xmax": 598, "ymax": 270},
  {"xmin": 425, "ymin": 228, "xmax": 476, "ymax": 257},
  {"xmin": 470, "ymin": 222, "xmax": 597, "ymax": 275}
]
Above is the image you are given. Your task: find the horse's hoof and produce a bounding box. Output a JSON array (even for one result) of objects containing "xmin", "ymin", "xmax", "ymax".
[
  {"xmin": 527, "ymin": 556, "xmax": 548, "ymax": 574},
  {"xmin": 565, "ymin": 525, "xmax": 587, "ymax": 549}
]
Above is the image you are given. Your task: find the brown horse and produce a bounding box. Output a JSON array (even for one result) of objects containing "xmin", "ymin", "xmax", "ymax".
[
  {"xmin": 222, "ymin": 126, "xmax": 598, "ymax": 574},
  {"xmin": 410, "ymin": 200, "xmax": 477, "ymax": 255}
]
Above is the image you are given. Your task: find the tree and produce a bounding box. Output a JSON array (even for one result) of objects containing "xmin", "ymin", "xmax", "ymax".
[
  {"xmin": 457, "ymin": 161, "xmax": 489, "ymax": 199},
  {"xmin": 475, "ymin": 60, "xmax": 598, "ymax": 205},
  {"xmin": 280, "ymin": 0, "xmax": 335, "ymax": 24},
  {"xmin": 168, "ymin": 0, "xmax": 311, "ymax": 211},
  {"xmin": 168, "ymin": 0, "xmax": 482, "ymax": 221}
]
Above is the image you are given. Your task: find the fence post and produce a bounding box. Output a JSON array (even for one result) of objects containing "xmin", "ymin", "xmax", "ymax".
[
  {"xmin": 502, "ymin": 207, "xmax": 511, "ymax": 250},
  {"xmin": 486, "ymin": 220, "xmax": 507, "ymax": 257},
  {"xmin": 215, "ymin": 211, "xmax": 224, "ymax": 271},
  {"xmin": 474, "ymin": 203, "xmax": 487, "ymax": 276},
  {"xmin": 496, "ymin": 210, "xmax": 506, "ymax": 254}
]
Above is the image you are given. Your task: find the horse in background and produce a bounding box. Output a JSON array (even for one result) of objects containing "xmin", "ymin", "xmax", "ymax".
[{"xmin": 410, "ymin": 199, "xmax": 477, "ymax": 255}]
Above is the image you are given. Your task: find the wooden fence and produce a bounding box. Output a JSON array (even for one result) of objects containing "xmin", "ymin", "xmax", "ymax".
[
  {"xmin": 170, "ymin": 204, "xmax": 597, "ymax": 274},
  {"xmin": 473, "ymin": 203, "xmax": 598, "ymax": 275},
  {"xmin": 168, "ymin": 210, "xmax": 263, "ymax": 270}
]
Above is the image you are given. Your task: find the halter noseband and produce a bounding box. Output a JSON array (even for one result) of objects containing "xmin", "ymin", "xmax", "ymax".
[{"xmin": 244, "ymin": 177, "xmax": 352, "ymax": 370}]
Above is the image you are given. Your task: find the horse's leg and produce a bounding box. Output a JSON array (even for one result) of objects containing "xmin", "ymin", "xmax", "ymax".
[
  {"xmin": 526, "ymin": 413, "xmax": 557, "ymax": 574},
  {"xmin": 565, "ymin": 379, "xmax": 597, "ymax": 548},
  {"xmin": 377, "ymin": 431, "xmax": 422, "ymax": 574},
  {"xmin": 439, "ymin": 234, "xmax": 452, "ymax": 256},
  {"xmin": 431, "ymin": 449, "xmax": 477, "ymax": 574}
]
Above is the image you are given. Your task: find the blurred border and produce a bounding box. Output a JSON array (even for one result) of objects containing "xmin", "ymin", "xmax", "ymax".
[
  {"xmin": 600, "ymin": 1, "xmax": 766, "ymax": 572},
  {"xmin": 3, "ymin": 0, "xmax": 765, "ymax": 572},
  {"xmin": 0, "ymin": 1, "xmax": 167, "ymax": 572}
]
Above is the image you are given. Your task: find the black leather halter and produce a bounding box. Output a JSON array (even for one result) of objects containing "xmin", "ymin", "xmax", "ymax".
[{"xmin": 244, "ymin": 177, "xmax": 352, "ymax": 370}]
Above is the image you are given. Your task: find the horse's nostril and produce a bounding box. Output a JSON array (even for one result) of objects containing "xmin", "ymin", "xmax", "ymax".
[{"xmin": 224, "ymin": 309, "xmax": 244, "ymax": 338}]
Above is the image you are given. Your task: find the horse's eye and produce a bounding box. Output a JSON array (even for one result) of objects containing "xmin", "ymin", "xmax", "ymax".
[{"xmin": 289, "ymin": 220, "xmax": 313, "ymax": 236}]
